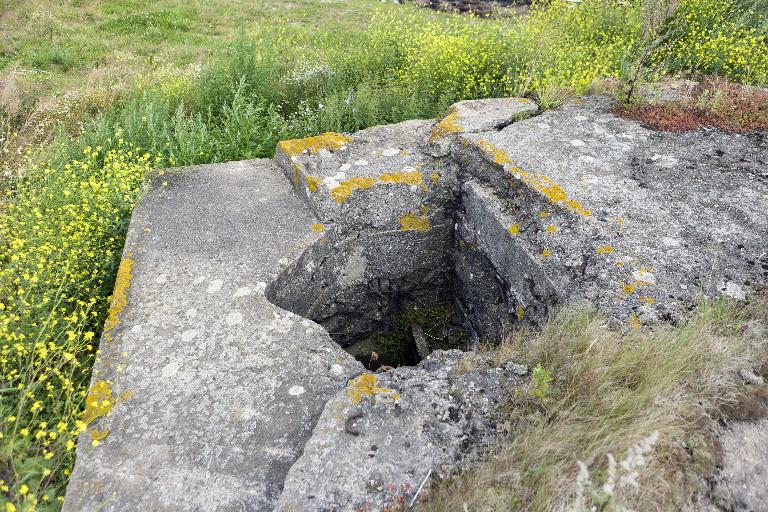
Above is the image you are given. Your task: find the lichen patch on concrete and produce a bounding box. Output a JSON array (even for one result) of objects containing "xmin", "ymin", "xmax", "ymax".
[{"xmin": 277, "ymin": 132, "xmax": 354, "ymax": 157}]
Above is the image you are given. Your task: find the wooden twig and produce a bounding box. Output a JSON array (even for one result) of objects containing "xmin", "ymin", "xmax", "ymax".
[{"xmin": 409, "ymin": 468, "xmax": 432, "ymax": 508}]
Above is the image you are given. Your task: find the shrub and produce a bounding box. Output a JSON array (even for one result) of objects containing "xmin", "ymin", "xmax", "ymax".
[{"xmin": 655, "ymin": 0, "xmax": 768, "ymax": 84}]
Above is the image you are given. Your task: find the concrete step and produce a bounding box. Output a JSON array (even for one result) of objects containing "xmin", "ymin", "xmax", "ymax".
[{"xmin": 63, "ymin": 159, "xmax": 362, "ymax": 512}]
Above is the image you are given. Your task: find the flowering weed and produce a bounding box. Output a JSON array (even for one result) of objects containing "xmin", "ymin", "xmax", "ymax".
[{"xmin": 0, "ymin": 141, "xmax": 157, "ymax": 511}]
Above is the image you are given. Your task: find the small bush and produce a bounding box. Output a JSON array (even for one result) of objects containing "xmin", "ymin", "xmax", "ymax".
[{"xmin": 617, "ymin": 79, "xmax": 768, "ymax": 131}]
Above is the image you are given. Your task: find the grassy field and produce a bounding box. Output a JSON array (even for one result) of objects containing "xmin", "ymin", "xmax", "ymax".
[
  {"xmin": 1, "ymin": 0, "xmax": 767, "ymax": 510},
  {"xmin": 0, "ymin": 0, "xmax": 382, "ymax": 98}
]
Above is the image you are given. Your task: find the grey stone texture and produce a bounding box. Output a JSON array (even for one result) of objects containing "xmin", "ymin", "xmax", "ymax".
[
  {"xmin": 715, "ymin": 418, "xmax": 768, "ymax": 511},
  {"xmin": 65, "ymin": 93, "xmax": 768, "ymax": 511},
  {"xmin": 270, "ymin": 121, "xmax": 462, "ymax": 350},
  {"xmin": 275, "ymin": 350, "xmax": 525, "ymax": 512},
  {"xmin": 63, "ymin": 160, "xmax": 363, "ymax": 512},
  {"xmin": 448, "ymin": 96, "xmax": 768, "ymax": 329}
]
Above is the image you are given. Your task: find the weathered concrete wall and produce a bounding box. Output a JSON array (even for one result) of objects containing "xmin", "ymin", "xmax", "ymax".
[
  {"xmin": 269, "ymin": 120, "xmax": 462, "ymax": 350},
  {"xmin": 269, "ymin": 95, "xmax": 768, "ymax": 509}
]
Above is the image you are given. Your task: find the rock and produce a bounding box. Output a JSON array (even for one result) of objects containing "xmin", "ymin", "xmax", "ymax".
[
  {"xmin": 427, "ymin": 97, "xmax": 538, "ymax": 157},
  {"xmin": 447, "ymin": 95, "xmax": 768, "ymax": 329},
  {"xmin": 714, "ymin": 419, "xmax": 768, "ymax": 511},
  {"xmin": 275, "ymin": 350, "xmax": 527, "ymax": 511}
]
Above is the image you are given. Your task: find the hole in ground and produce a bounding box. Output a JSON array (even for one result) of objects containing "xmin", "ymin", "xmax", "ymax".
[
  {"xmin": 265, "ymin": 215, "xmax": 519, "ymax": 369},
  {"xmin": 345, "ymin": 301, "xmax": 467, "ymax": 371}
]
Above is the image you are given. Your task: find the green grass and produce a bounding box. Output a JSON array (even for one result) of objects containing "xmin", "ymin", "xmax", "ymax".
[{"xmin": 1, "ymin": 0, "xmax": 767, "ymax": 509}]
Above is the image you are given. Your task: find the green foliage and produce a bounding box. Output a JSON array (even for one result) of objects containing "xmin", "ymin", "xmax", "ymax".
[
  {"xmin": 531, "ymin": 363, "xmax": 553, "ymax": 401},
  {"xmin": 0, "ymin": 143, "xmax": 158, "ymax": 511},
  {"xmin": 98, "ymin": 8, "xmax": 196, "ymax": 39},
  {"xmin": 369, "ymin": 302, "xmax": 462, "ymax": 368},
  {"xmin": 654, "ymin": 0, "xmax": 768, "ymax": 83}
]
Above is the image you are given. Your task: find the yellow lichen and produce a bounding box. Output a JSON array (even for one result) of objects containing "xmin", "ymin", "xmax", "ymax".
[
  {"xmin": 429, "ymin": 172, "xmax": 441, "ymax": 185},
  {"xmin": 507, "ymin": 224, "xmax": 521, "ymax": 235},
  {"xmin": 378, "ymin": 171, "xmax": 424, "ymax": 187},
  {"xmin": 292, "ymin": 163, "xmax": 301, "ymax": 186},
  {"xmin": 538, "ymin": 180, "xmax": 567, "ymax": 203},
  {"xmin": 507, "ymin": 168, "xmax": 591, "ymax": 217},
  {"xmin": 346, "ymin": 374, "xmax": 400, "ymax": 404},
  {"xmin": 428, "ymin": 109, "xmax": 462, "ymax": 143},
  {"xmin": 311, "ymin": 223, "xmax": 325, "ymax": 233},
  {"xmin": 330, "ymin": 171, "xmax": 424, "ymax": 204},
  {"xmin": 564, "ymin": 199, "xmax": 591, "ymax": 216},
  {"xmin": 102, "ymin": 256, "xmax": 134, "ymax": 340},
  {"xmin": 398, "ymin": 212, "xmax": 432, "ymax": 232},
  {"xmin": 623, "ymin": 283, "xmax": 636, "ymax": 294},
  {"xmin": 516, "ymin": 305, "xmax": 525, "ymax": 320},
  {"xmin": 546, "ymin": 224, "xmax": 557, "ymax": 233},
  {"xmin": 629, "ymin": 313, "xmax": 642, "ymax": 329},
  {"xmin": 596, "ymin": 244, "xmax": 614, "ymax": 254},
  {"xmin": 541, "ymin": 249, "xmax": 552, "ymax": 257},
  {"xmin": 305, "ymin": 175, "xmax": 321, "ymax": 193},
  {"xmin": 639, "ymin": 296, "xmax": 655, "ymax": 305},
  {"xmin": 331, "ymin": 177, "xmax": 376, "ymax": 203},
  {"xmin": 539, "ymin": 210, "xmax": 550, "ymax": 219},
  {"xmin": 82, "ymin": 380, "xmax": 113, "ymax": 424},
  {"xmin": 89, "ymin": 429, "xmax": 110, "ymax": 441},
  {"xmin": 400, "ymin": 149, "xmax": 409, "ymax": 157},
  {"xmin": 277, "ymin": 132, "xmax": 353, "ymax": 157},
  {"xmin": 477, "ymin": 139, "xmax": 513, "ymax": 165}
]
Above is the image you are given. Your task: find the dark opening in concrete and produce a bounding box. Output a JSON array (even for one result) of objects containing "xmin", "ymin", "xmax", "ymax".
[{"xmin": 265, "ymin": 207, "xmax": 519, "ymax": 369}]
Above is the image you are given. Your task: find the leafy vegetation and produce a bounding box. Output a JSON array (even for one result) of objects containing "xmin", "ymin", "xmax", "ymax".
[{"xmin": 1, "ymin": 0, "xmax": 767, "ymax": 509}]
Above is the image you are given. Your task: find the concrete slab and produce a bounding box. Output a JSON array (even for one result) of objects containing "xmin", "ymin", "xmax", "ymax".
[
  {"xmin": 63, "ymin": 160, "xmax": 362, "ymax": 512},
  {"xmin": 64, "ymin": 93, "xmax": 768, "ymax": 512},
  {"xmin": 450, "ymin": 96, "xmax": 768, "ymax": 327}
]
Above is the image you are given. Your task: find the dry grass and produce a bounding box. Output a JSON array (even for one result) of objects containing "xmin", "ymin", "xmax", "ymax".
[{"xmin": 417, "ymin": 297, "xmax": 768, "ymax": 511}]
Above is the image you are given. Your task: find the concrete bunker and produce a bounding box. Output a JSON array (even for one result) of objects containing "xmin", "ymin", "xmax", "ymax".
[
  {"xmin": 265, "ymin": 215, "xmax": 524, "ymax": 369},
  {"xmin": 264, "ymin": 178, "xmax": 542, "ymax": 369},
  {"xmin": 264, "ymin": 108, "xmax": 557, "ymax": 368}
]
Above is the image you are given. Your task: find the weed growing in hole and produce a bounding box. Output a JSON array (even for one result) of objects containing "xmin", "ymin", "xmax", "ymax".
[{"xmin": 531, "ymin": 363, "xmax": 553, "ymax": 402}]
